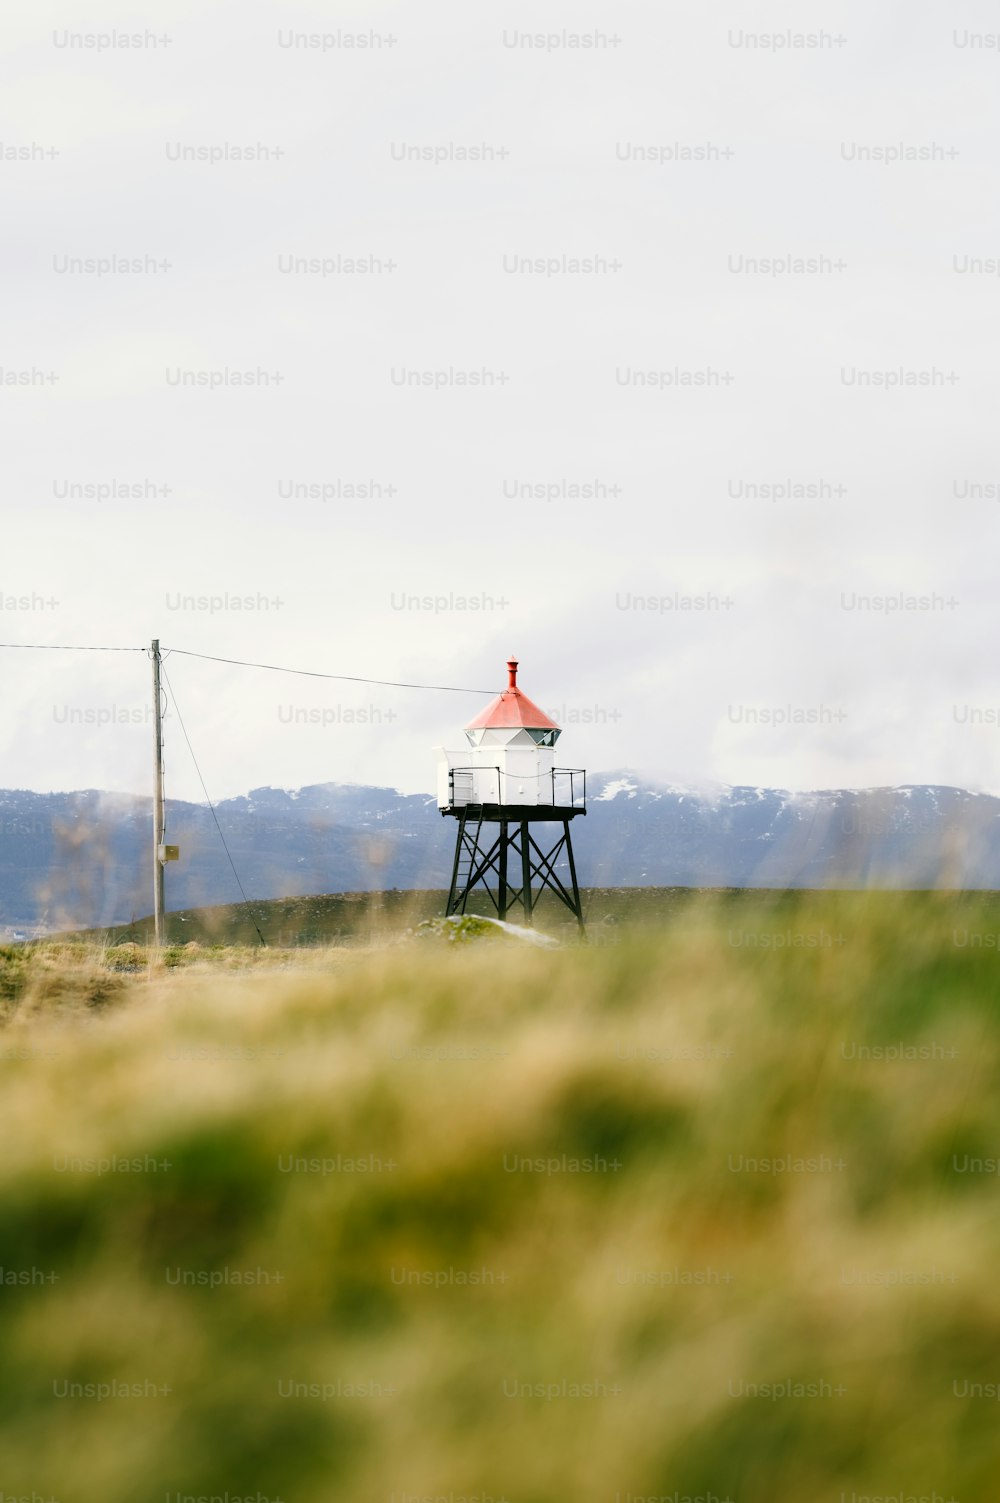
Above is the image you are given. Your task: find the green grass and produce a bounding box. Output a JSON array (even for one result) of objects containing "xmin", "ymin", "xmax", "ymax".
[
  {"xmin": 62, "ymin": 881, "xmax": 1000, "ymax": 948},
  {"xmin": 2, "ymin": 890, "xmax": 1000, "ymax": 1501}
]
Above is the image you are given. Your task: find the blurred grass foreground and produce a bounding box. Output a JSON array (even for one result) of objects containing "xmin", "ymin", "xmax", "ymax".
[{"xmin": 2, "ymin": 890, "xmax": 1000, "ymax": 1502}]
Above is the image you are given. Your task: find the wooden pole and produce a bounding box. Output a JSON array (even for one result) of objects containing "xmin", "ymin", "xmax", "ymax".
[{"xmin": 151, "ymin": 638, "xmax": 165, "ymax": 946}]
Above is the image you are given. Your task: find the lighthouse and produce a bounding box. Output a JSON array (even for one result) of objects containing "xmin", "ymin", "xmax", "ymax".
[{"xmin": 437, "ymin": 659, "xmax": 586, "ymax": 932}]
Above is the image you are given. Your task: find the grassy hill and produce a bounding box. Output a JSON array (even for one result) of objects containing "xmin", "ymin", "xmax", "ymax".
[
  {"xmin": 58, "ymin": 884, "xmax": 742, "ymax": 947},
  {"xmin": 63, "ymin": 881, "xmax": 1000, "ymax": 949},
  {"xmin": 1, "ymin": 889, "xmax": 999, "ymax": 1501}
]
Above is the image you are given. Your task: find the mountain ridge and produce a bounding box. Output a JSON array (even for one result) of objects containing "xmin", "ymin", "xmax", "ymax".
[{"xmin": 2, "ymin": 774, "xmax": 999, "ymax": 933}]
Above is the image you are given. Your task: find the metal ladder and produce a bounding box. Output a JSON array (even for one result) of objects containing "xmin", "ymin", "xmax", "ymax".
[{"xmin": 452, "ymin": 814, "xmax": 483, "ymax": 912}]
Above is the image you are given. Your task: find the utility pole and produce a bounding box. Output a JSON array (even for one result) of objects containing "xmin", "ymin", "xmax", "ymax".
[{"xmin": 151, "ymin": 638, "xmax": 165, "ymax": 947}]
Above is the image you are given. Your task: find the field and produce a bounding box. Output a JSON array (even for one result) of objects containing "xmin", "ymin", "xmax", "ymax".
[
  {"xmin": 69, "ymin": 881, "xmax": 1000, "ymax": 948},
  {"xmin": 2, "ymin": 889, "xmax": 1000, "ymax": 1502},
  {"xmin": 68, "ymin": 884, "xmax": 726, "ymax": 948}
]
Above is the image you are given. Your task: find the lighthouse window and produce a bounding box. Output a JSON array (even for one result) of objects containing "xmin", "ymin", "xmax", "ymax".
[{"xmin": 527, "ymin": 729, "xmax": 557, "ymax": 747}]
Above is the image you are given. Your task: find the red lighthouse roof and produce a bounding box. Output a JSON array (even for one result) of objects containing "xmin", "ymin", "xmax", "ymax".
[{"xmin": 464, "ymin": 659, "xmax": 560, "ymax": 732}]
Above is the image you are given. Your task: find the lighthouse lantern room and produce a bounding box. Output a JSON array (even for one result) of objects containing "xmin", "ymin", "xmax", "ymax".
[{"xmin": 436, "ymin": 659, "xmax": 586, "ymax": 932}]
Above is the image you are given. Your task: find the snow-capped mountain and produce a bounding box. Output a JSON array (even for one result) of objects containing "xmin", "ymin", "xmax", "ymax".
[{"xmin": 1, "ymin": 774, "xmax": 999, "ymax": 932}]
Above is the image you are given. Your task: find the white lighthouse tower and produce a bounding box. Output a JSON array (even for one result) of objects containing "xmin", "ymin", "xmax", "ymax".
[{"xmin": 437, "ymin": 659, "xmax": 586, "ymax": 931}]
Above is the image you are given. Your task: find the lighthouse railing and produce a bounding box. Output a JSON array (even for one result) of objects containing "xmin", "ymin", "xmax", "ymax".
[
  {"xmin": 447, "ymin": 765, "xmax": 585, "ymax": 810},
  {"xmin": 449, "ymin": 765, "xmax": 501, "ymax": 808},
  {"xmin": 552, "ymin": 768, "xmax": 587, "ymax": 810}
]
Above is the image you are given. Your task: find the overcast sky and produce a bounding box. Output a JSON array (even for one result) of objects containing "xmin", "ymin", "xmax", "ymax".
[{"xmin": 4, "ymin": 0, "xmax": 1000, "ymax": 802}]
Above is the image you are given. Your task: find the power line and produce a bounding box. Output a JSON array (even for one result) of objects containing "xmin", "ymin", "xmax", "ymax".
[
  {"xmin": 160, "ymin": 662, "xmax": 268, "ymax": 948},
  {"xmin": 162, "ymin": 646, "xmax": 493, "ymax": 694},
  {"xmin": 0, "ymin": 642, "xmax": 144, "ymax": 652},
  {"xmin": 0, "ymin": 641, "xmax": 494, "ymax": 695}
]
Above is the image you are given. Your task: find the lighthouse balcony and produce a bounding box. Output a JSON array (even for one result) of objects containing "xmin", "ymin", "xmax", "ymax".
[{"xmin": 441, "ymin": 765, "xmax": 586, "ymax": 820}]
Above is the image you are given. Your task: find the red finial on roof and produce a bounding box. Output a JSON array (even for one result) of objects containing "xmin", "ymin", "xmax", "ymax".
[{"xmin": 463, "ymin": 658, "xmax": 560, "ymax": 732}]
